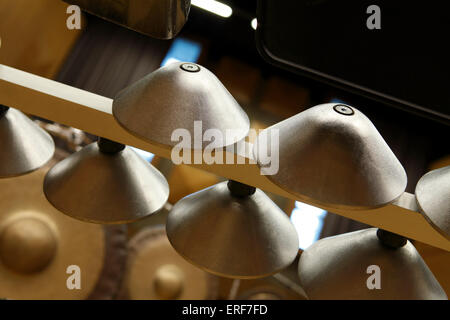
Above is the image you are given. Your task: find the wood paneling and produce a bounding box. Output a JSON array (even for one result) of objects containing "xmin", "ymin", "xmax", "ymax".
[
  {"xmin": 415, "ymin": 241, "xmax": 450, "ymax": 296},
  {"xmin": 259, "ymin": 76, "xmax": 310, "ymax": 119},
  {"xmin": 167, "ymin": 165, "xmax": 220, "ymax": 204},
  {"xmin": 0, "ymin": 0, "xmax": 82, "ymax": 78},
  {"xmin": 215, "ymin": 56, "xmax": 261, "ymax": 108}
]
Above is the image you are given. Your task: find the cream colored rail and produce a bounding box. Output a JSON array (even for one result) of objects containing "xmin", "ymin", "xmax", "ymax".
[{"xmin": 1, "ymin": 64, "xmax": 448, "ymax": 251}]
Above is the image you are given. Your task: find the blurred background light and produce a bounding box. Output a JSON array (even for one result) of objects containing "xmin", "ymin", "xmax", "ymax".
[
  {"xmin": 130, "ymin": 147, "xmax": 155, "ymax": 163},
  {"xmin": 251, "ymin": 18, "xmax": 257, "ymax": 30},
  {"xmin": 290, "ymin": 202, "xmax": 327, "ymax": 250},
  {"xmin": 192, "ymin": 0, "xmax": 233, "ymax": 18},
  {"xmin": 161, "ymin": 38, "xmax": 202, "ymax": 67}
]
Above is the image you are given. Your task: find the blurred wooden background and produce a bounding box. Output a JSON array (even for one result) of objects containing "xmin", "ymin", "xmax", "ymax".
[
  {"xmin": 0, "ymin": 0, "xmax": 448, "ymax": 298},
  {"xmin": 0, "ymin": 0, "xmax": 82, "ymax": 78}
]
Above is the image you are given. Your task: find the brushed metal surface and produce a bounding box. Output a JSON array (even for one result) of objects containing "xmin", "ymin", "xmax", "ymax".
[
  {"xmin": 166, "ymin": 181, "xmax": 299, "ymax": 279},
  {"xmin": 44, "ymin": 143, "xmax": 169, "ymax": 224},
  {"xmin": 64, "ymin": 0, "xmax": 190, "ymax": 39},
  {"xmin": 0, "ymin": 108, "xmax": 54, "ymax": 178},
  {"xmin": 415, "ymin": 166, "xmax": 450, "ymax": 240},
  {"xmin": 113, "ymin": 62, "xmax": 250, "ymax": 150},
  {"xmin": 298, "ymin": 228, "xmax": 447, "ymax": 300},
  {"xmin": 253, "ymin": 103, "xmax": 407, "ymax": 210}
]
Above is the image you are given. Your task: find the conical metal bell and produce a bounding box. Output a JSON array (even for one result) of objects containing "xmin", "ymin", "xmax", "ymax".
[
  {"xmin": 415, "ymin": 165, "xmax": 450, "ymax": 240},
  {"xmin": 64, "ymin": 0, "xmax": 191, "ymax": 39},
  {"xmin": 253, "ymin": 103, "xmax": 407, "ymax": 209},
  {"xmin": 43, "ymin": 138, "xmax": 169, "ymax": 224},
  {"xmin": 0, "ymin": 106, "xmax": 54, "ymax": 178},
  {"xmin": 113, "ymin": 62, "xmax": 250, "ymax": 150},
  {"xmin": 298, "ymin": 228, "xmax": 447, "ymax": 300},
  {"xmin": 166, "ymin": 180, "xmax": 299, "ymax": 279}
]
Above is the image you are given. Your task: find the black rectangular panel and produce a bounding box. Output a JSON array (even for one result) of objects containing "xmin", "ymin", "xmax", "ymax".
[{"xmin": 256, "ymin": 1, "xmax": 450, "ymax": 124}]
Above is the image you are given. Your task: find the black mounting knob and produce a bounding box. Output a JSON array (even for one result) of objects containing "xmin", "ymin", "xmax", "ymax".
[
  {"xmin": 0, "ymin": 105, "xmax": 10, "ymax": 119},
  {"xmin": 376, "ymin": 229, "xmax": 407, "ymax": 249},
  {"xmin": 227, "ymin": 180, "xmax": 256, "ymax": 198},
  {"xmin": 97, "ymin": 137, "xmax": 125, "ymax": 154}
]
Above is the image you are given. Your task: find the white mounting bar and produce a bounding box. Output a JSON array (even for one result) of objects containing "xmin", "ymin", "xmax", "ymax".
[{"xmin": 1, "ymin": 64, "xmax": 448, "ymax": 251}]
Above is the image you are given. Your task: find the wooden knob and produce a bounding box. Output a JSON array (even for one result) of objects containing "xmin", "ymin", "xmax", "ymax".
[
  {"xmin": 0, "ymin": 218, "xmax": 57, "ymax": 273},
  {"xmin": 153, "ymin": 264, "xmax": 184, "ymax": 300}
]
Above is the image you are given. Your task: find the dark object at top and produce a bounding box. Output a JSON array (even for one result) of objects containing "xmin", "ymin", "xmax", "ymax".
[
  {"xmin": 0, "ymin": 105, "xmax": 9, "ymax": 119},
  {"xmin": 0, "ymin": 108, "xmax": 55, "ymax": 178},
  {"xmin": 376, "ymin": 229, "xmax": 407, "ymax": 249},
  {"xmin": 227, "ymin": 180, "xmax": 256, "ymax": 198},
  {"xmin": 97, "ymin": 137, "xmax": 125, "ymax": 154},
  {"xmin": 64, "ymin": 0, "xmax": 191, "ymax": 39},
  {"xmin": 415, "ymin": 166, "xmax": 450, "ymax": 240}
]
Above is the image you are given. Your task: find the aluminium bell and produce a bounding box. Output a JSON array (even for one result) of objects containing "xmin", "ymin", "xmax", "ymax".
[
  {"xmin": 0, "ymin": 106, "xmax": 54, "ymax": 178},
  {"xmin": 43, "ymin": 138, "xmax": 169, "ymax": 224},
  {"xmin": 415, "ymin": 165, "xmax": 450, "ymax": 240},
  {"xmin": 166, "ymin": 180, "xmax": 299, "ymax": 279},
  {"xmin": 298, "ymin": 228, "xmax": 447, "ymax": 300},
  {"xmin": 63, "ymin": 0, "xmax": 191, "ymax": 39},
  {"xmin": 113, "ymin": 62, "xmax": 250, "ymax": 150},
  {"xmin": 253, "ymin": 103, "xmax": 407, "ymax": 209}
]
